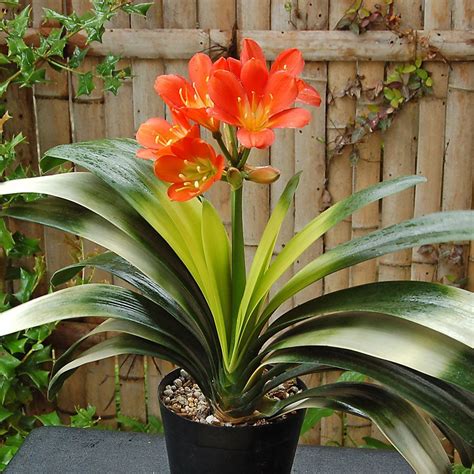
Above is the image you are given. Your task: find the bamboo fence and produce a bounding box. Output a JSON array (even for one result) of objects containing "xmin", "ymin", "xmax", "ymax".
[{"xmin": 6, "ymin": 0, "xmax": 473, "ymax": 448}]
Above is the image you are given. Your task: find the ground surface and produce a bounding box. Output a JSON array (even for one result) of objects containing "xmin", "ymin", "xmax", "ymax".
[{"xmin": 6, "ymin": 426, "xmax": 414, "ymax": 473}]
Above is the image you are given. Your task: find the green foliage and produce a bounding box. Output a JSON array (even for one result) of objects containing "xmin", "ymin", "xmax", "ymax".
[
  {"xmin": 116, "ymin": 414, "xmax": 163, "ymax": 434},
  {"xmin": 0, "ymin": 1, "xmax": 150, "ymax": 98},
  {"xmin": 0, "ymin": 3, "xmax": 156, "ymax": 470},
  {"xmin": 331, "ymin": 60, "xmax": 433, "ymax": 159},
  {"xmin": 0, "ymin": 322, "xmax": 55, "ymax": 470},
  {"xmin": 0, "ymin": 138, "xmax": 471, "ymax": 473}
]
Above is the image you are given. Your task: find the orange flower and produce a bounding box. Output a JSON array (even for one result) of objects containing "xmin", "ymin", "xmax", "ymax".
[
  {"xmin": 154, "ymin": 137, "xmax": 225, "ymax": 201},
  {"xmin": 241, "ymin": 39, "xmax": 321, "ymax": 107},
  {"xmin": 208, "ymin": 59, "xmax": 311, "ymax": 148},
  {"xmin": 136, "ymin": 110, "xmax": 199, "ymax": 160},
  {"xmin": 155, "ymin": 53, "xmax": 222, "ymax": 132}
]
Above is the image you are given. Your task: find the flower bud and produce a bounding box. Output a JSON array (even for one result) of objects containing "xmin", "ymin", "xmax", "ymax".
[
  {"xmin": 226, "ymin": 167, "xmax": 243, "ymax": 190},
  {"xmin": 244, "ymin": 165, "xmax": 280, "ymax": 184}
]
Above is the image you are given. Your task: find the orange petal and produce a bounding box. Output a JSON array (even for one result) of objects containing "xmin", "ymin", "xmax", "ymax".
[
  {"xmin": 136, "ymin": 148, "xmax": 158, "ymax": 160},
  {"xmin": 240, "ymin": 38, "xmax": 266, "ymax": 64},
  {"xmin": 271, "ymin": 48, "xmax": 304, "ymax": 76},
  {"xmin": 237, "ymin": 128, "xmax": 275, "ymax": 149},
  {"xmin": 209, "ymin": 70, "xmax": 246, "ymax": 121},
  {"xmin": 168, "ymin": 183, "xmax": 200, "ymax": 201},
  {"xmin": 153, "ymin": 154, "xmax": 186, "ymax": 182},
  {"xmin": 208, "ymin": 107, "xmax": 240, "ymax": 127},
  {"xmin": 188, "ymin": 53, "xmax": 213, "ymax": 100},
  {"xmin": 227, "ymin": 57, "xmax": 242, "ymax": 77},
  {"xmin": 241, "ymin": 58, "xmax": 269, "ymax": 98},
  {"xmin": 154, "ymin": 74, "xmax": 193, "ymax": 108},
  {"xmin": 182, "ymin": 107, "xmax": 220, "ymax": 132},
  {"xmin": 136, "ymin": 118, "xmax": 172, "ymax": 149},
  {"xmin": 265, "ymin": 71, "xmax": 298, "ymax": 115},
  {"xmin": 269, "ymin": 107, "xmax": 311, "ymax": 128},
  {"xmin": 297, "ymin": 79, "xmax": 321, "ymax": 107}
]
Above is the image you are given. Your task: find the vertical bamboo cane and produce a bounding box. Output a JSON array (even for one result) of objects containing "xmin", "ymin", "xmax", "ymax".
[
  {"xmin": 236, "ymin": 0, "xmax": 271, "ymax": 273},
  {"xmin": 411, "ymin": 4, "xmax": 450, "ymax": 280},
  {"xmin": 62, "ymin": 0, "xmax": 118, "ymax": 428},
  {"xmin": 411, "ymin": 0, "xmax": 451, "ymax": 281},
  {"xmin": 292, "ymin": 0, "xmax": 329, "ymax": 447},
  {"xmin": 129, "ymin": 0, "xmax": 171, "ymax": 423},
  {"xmin": 30, "ymin": 0, "xmax": 87, "ymax": 422},
  {"xmin": 346, "ymin": 12, "xmax": 385, "ymax": 450},
  {"xmin": 319, "ymin": 0, "xmax": 356, "ymax": 448},
  {"xmin": 439, "ymin": 0, "xmax": 473, "ymax": 288},
  {"xmin": 379, "ymin": 0, "xmax": 421, "ymax": 282},
  {"xmin": 268, "ymin": 0, "xmax": 297, "ymax": 319}
]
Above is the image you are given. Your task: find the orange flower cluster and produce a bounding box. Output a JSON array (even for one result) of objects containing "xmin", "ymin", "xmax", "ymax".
[{"xmin": 136, "ymin": 39, "xmax": 320, "ymax": 201}]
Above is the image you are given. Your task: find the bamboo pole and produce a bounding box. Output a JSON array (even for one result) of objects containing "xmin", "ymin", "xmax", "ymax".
[
  {"xmin": 379, "ymin": 1, "xmax": 421, "ymax": 282},
  {"xmin": 31, "ymin": 0, "xmax": 85, "ymax": 422},
  {"xmin": 13, "ymin": 28, "xmax": 474, "ymax": 61},
  {"xmin": 268, "ymin": 0, "xmax": 298, "ymax": 319},
  {"xmin": 340, "ymin": 0, "xmax": 383, "ymax": 447},
  {"xmin": 411, "ymin": 1, "xmax": 450, "ymax": 283},
  {"xmin": 61, "ymin": 0, "xmax": 118, "ymax": 428},
  {"xmin": 438, "ymin": 0, "xmax": 474, "ymax": 288},
  {"xmin": 318, "ymin": 0, "xmax": 356, "ymax": 448},
  {"xmin": 291, "ymin": 0, "xmax": 329, "ymax": 448},
  {"xmin": 129, "ymin": 0, "xmax": 168, "ymax": 423}
]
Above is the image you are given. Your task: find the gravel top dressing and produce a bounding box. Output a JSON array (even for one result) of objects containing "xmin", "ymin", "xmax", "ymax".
[{"xmin": 161, "ymin": 369, "xmax": 302, "ymax": 427}]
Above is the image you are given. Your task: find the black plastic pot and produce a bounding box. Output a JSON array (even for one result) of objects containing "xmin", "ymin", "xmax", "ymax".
[{"xmin": 159, "ymin": 369, "xmax": 305, "ymax": 474}]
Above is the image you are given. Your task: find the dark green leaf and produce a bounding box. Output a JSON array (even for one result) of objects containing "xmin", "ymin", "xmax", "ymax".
[
  {"xmin": 76, "ymin": 71, "xmax": 95, "ymax": 97},
  {"xmin": 34, "ymin": 411, "xmax": 62, "ymax": 426},
  {"xmin": 300, "ymin": 407, "xmax": 333, "ymax": 435},
  {"xmin": 121, "ymin": 3, "xmax": 153, "ymax": 16}
]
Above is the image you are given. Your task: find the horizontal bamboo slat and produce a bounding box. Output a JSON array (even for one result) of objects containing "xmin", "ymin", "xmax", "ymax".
[{"xmin": 12, "ymin": 28, "xmax": 474, "ymax": 61}]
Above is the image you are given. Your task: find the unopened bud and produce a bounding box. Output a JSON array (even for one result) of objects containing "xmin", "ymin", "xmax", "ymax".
[
  {"xmin": 245, "ymin": 165, "xmax": 280, "ymax": 184},
  {"xmin": 226, "ymin": 167, "xmax": 243, "ymax": 190}
]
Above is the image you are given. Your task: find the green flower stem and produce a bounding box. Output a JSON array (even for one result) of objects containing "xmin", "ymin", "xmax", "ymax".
[
  {"xmin": 212, "ymin": 131, "xmax": 234, "ymax": 164},
  {"xmin": 230, "ymin": 186, "xmax": 246, "ymax": 342},
  {"xmin": 237, "ymin": 147, "xmax": 251, "ymax": 169}
]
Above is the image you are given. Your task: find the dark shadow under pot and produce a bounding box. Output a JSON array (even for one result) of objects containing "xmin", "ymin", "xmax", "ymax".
[{"xmin": 159, "ymin": 368, "xmax": 305, "ymax": 474}]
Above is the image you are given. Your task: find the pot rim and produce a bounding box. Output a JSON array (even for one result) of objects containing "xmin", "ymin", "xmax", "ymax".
[{"xmin": 158, "ymin": 367, "xmax": 306, "ymax": 431}]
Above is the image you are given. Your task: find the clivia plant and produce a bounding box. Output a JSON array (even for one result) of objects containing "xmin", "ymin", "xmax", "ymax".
[{"xmin": 0, "ymin": 39, "xmax": 472, "ymax": 474}]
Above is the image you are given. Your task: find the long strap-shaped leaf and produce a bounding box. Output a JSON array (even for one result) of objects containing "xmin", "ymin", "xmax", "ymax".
[
  {"xmin": 266, "ymin": 312, "xmax": 474, "ymax": 392},
  {"xmin": 233, "ymin": 174, "xmax": 301, "ymax": 343},
  {"xmin": 0, "ymin": 173, "xmax": 199, "ymax": 294},
  {"xmin": 241, "ymin": 175, "xmax": 425, "ymax": 325},
  {"xmin": 261, "ymin": 383, "xmax": 451, "ymax": 474},
  {"xmin": 51, "ymin": 252, "xmax": 218, "ymax": 360},
  {"xmin": 42, "ymin": 139, "xmax": 220, "ymax": 328},
  {"xmin": 49, "ymin": 319, "xmax": 212, "ymax": 398},
  {"xmin": 48, "ymin": 334, "xmax": 195, "ymax": 400},
  {"xmin": 261, "ymin": 347, "xmax": 474, "ymax": 445},
  {"xmin": 263, "ymin": 281, "xmax": 474, "ymax": 347},
  {"xmin": 262, "ymin": 211, "xmax": 474, "ymax": 319},
  {"xmin": 0, "ymin": 284, "xmax": 207, "ymax": 366},
  {"xmin": 201, "ymin": 200, "xmax": 232, "ymax": 349},
  {"xmin": 1, "ymin": 197, "xmax": 200, "ymax": 318}
]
